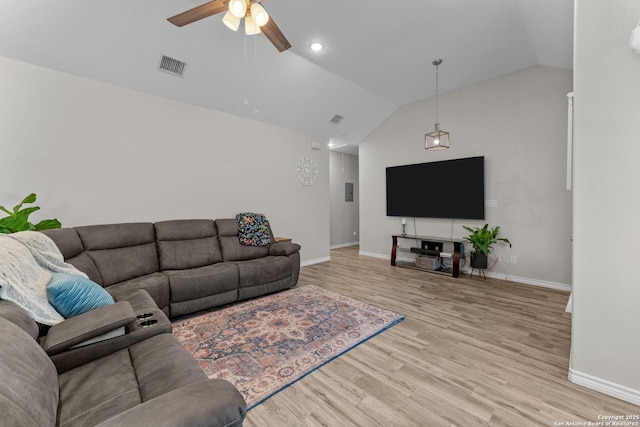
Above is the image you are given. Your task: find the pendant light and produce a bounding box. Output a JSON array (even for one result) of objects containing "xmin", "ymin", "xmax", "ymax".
[{"xmin": 425, "ymin": 59, "xmax": 450, "ymax": 150}]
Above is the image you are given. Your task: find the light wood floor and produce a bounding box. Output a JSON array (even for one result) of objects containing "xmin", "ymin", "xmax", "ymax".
[{"xmin": 244, "ymin": 246, "xmax": 638, "ymax": 426}]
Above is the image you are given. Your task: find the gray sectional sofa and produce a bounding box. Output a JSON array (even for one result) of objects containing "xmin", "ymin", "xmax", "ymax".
[
  {"xmin": 0, "ymin": 295, "xmax": 247, "ymax": 427},
  {"xmin": 0, "ymin": 217, "xmax": 301, "ymax": 426},
  {"xmin": 42, "ymin": 218, "xmax": 301, "ymax": 318}
]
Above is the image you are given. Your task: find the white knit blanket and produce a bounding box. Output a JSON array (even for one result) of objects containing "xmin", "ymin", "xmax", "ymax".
[{"xmin": 0, "ymin": 231, "xmax": 88, "ymax": 325}]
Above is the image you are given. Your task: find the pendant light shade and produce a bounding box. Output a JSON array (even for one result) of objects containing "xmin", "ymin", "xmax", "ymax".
[
  {"xmin": 250, "ymin": 2, "xmax": 269, "ymax": 27},
  {"xmin": 245, "ymin": 14, "xmax": 261, "ymax": 35},
  {"xmin": 229, "ymin": 0, "xmax": 247, "ymax": 19},
  {"xmin": 222, "ymin": 10, "xmax": 241, "ymax": 31},
  {"xmin": 425, "ymin": 124, "xmax": 451, "ymax": 150},
  {"xmin": 425, "ymin": 59, "xmax": 451, "ymax": 151}
]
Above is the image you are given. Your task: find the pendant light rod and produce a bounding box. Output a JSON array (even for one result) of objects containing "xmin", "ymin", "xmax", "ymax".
[{"xmin": 433, "ymin": 59, "xmax": 442, "ymax": 125}]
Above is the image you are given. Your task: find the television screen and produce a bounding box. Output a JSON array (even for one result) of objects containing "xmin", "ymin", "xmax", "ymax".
[{"xmin": 386, "ymin": 156, "xmax": 485, "ymax": 219}]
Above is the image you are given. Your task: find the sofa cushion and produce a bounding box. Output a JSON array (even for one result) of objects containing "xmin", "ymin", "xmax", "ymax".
[
  {"xmin": 75, "ymin": 223, "xmax": 155, "ymax": 251},
  {"xmin": 57, "ymin": 333, "xmax": 210, "ymax": 427},
  {"xmin": 95, "ymin": 379, "xmax": 247, "ymax": 427},
  {"xmin": 110, "ymin": 288, "xmax": 161, "ymax": 315},
  {"xmin": 47, "ymin": 273, "xmax": 115, "ymax": 318},
  {"xmin": 128, "ymin": 333, "xmax": 208, "ymax": 401},
  {"xmin": 75, "ymin": 223, "xmax": 159, "ymax": 286},
  {"xmin": 155, "ymin": 219, "xmax": 222, "ymax": 270},
  {"xmin": 164, "ymin": 263, "xmax": 238, "ymax": 303},
  {"xmin": 57, "ymin": 348, "xmax": 141, "ymax": 427},
  {"xmin": 0, "ymin": 319, "xmax": 59, "ymax": 427},
  {"xmin": 40, "ymin": 228, "xmax": 84, "ymax": 260},
  {"xmin": 107, "ymin": 273, "xmax": 170, "ymax": 313},
  {"xmin": 216, "ymin": 218, "xmax": 270, "ymax": 261},
  {"xmin": 169, "ymin": 291, "xmax": 239, "ymax": 317},
  {"xmin": 87, "ymin": 244, "xmax": 160, "ymax": 287},
  {"xmin": 0, "ymin": 300, "xmax": 40, "ymax": 339},
  {"xmin": 236, "ymin": 256, "xmax": 292, "ymax": 288},
  {"xmin": 41, "ymin": 228, "xmax": 104, "ymax": 285}
]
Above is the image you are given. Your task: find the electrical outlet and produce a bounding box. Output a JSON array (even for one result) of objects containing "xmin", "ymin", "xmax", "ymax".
[
  {"xmin": 510, "ymin": 256, "xmax": 517, "ymax": 264},
  {"xmin": 496, "ymin": 255, "xmax": 502, "ymax": 262},
  {"xmin": 353, "ymin": 231, "xmax": 357, "ymax": 237}
]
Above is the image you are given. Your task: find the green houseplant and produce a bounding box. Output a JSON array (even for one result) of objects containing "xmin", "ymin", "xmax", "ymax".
[
  {"xmin": 0, "ymin": 193, "xmax": 62, "ymax": 234},
  {"xmin": 462, "ymin": 224, "xmax": 510, "ymax": 269}
]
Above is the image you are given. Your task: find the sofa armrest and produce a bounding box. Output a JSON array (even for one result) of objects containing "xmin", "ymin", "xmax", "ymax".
[
  {"xmin": 269, "ymin": 242, "xmax": 301, "ymax": 256},
  {"xmin": 49, "ymin": 301, "xmax": 172, "ymax": 374},
  {"xmin": 41, "ymin": 301, "xmax": 135, "ymax": 355},
  {"xmin": 95, "ymin": 379, "xmax": 247, "ymax": 427}
]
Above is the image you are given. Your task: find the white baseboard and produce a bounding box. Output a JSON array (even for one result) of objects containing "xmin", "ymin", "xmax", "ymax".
[
  {"xmin": 357, "ymin": 251, "xmax": 572, "ymax": 292},
  {"xmin": 301, "ymin": 256, "xmax": 331, "ymax": 267},
  {"xmin": 330, "ymin": 242, "xmax": 359, "ymax": 250},
  {"xmin": 569, "ymin": 368, "xmax": 640, "ymax": 406},
  {"xmin": 358, "ymin": 250, "xmax": 388, "ymax": 260},
  {"xmin": 565, "ymin": 292, "xmax": 573, "ymax": 313},
  {"xmin": 482, "ymin": 271, "xmax": 572, "ymax": 292}
]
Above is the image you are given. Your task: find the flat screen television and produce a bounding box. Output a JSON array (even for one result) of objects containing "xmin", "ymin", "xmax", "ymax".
[{"xmin": 386, "ymin": 156, "xmax": 485, "ymax": 219}]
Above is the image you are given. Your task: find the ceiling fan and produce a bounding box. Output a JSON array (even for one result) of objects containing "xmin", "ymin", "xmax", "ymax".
[{"xmin": 167, "ymin": 0, "xmax": 292, "ymax": 52}]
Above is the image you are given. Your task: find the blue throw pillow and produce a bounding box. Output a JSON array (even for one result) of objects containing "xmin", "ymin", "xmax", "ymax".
[{"xmin": 46, "ymin": 273, "xmax": 114, "ymax": 318}]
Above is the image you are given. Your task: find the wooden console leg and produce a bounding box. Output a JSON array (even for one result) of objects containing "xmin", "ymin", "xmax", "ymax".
[
  {"xmin": 452, "ymin": 242, "xmax": 461, "ymax": 278},
  {"xmin": 391, "ymin": 236, "xmax": 398, "ymax": 266}
]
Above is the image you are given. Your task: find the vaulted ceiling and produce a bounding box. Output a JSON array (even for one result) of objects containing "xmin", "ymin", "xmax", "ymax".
[{"xmin": 0, "ymin": 0, "xmax": 573, "ymax": 153}]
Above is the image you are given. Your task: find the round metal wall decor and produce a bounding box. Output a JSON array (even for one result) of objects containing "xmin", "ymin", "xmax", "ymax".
[{"xmin": 296, "ymin": 156, "xmax": 318, "ymax": 186}]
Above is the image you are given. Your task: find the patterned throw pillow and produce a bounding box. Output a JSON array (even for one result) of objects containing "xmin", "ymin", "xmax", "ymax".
[{"xmin": 236, "ymin": 213, "xmax": 272, "ymax": 246}]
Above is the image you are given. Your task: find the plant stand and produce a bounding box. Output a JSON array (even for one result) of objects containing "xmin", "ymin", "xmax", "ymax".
[{"xmin": 470, "ymin": 252, "xmax": 487, "ymax": 279}]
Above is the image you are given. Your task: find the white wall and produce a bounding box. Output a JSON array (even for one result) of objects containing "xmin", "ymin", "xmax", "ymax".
[
  {"xmin": 359, "ymin": 66, "xmax": 573, "ymax": 288},
  {"xmin": 0, "ymin": 55, "xmax": 330, "ymax": 264},
  {"xmin": 570, "ymin": 0, "xmax": 640, "ymax": 404},
  {"xmin": 329, "ymin": 150, "xmax": 359, "ymax": 247}
]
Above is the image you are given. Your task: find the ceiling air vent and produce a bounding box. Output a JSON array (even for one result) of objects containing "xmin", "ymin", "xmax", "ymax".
[
  {"xmin": 329, "ymin": 114, "xmax": 344, "ymax": 125},
  {"xmin": 159, "ymin": 55, "xmax": 187, "ymax": 77}
]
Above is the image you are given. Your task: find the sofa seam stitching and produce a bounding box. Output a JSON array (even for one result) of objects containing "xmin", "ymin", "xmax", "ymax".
[
  {"xmin": 128, "ymin": 346, "xmax": 144, "ymax": 403},
  {"xmin": 60, "ymin": 389, "xmax": 138, "ymax": 426},
  {"xmin": 220, "ymin": 411, "xmax": 247, "ymax": 427},
  {"xmin": 131, "ymin": 342, "xmax": 176, "ymax": 363}
]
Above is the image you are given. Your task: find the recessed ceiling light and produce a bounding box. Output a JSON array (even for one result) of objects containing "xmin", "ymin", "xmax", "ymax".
[{"xmin": 310, "ymin": 42, "xmax": 324, "ymax": 51}]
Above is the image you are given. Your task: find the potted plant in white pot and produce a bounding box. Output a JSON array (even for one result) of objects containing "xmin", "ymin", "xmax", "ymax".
[{"xmin": 462, "ymin": 224, "xmax": 510, "ymax": 269}]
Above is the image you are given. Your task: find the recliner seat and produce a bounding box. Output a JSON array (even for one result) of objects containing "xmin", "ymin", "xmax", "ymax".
[{"xmin": 0, "ymin": 299, "xmax": 247, "ymax": 427}]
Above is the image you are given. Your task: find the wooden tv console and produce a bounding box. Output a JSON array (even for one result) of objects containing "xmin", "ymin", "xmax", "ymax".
[{"xmin": 391, "ymin": 234, "xmax": 463, "ymax": 278}]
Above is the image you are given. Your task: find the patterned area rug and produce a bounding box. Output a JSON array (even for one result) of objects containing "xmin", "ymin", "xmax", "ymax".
[{"xmin": 172, "ymin": 285, "xmax": 404, "ymax": 409}]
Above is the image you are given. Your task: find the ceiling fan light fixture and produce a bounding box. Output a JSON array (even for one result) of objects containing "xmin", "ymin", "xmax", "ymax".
[
  {"xmin": 166, "ymin": 0, "xmax": 291, "ymax": 52},
  {"xmin": 229, "ymin": 0, "xmax": 248, "ymax": 19},
  {"xmin": 222, "ymin": 11, "xmax": 241, "ymax": 31},
  {"xmin": 250, "ymin": 2, "xmax": 269, "ymax": 27},
  {"xmin": 245, "ymin": 14, "xmax": 261, "ymax": 35}
]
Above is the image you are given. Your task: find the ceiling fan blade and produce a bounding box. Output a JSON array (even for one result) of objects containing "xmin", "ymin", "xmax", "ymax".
[
  {"xmin": 167, "ymin": 0, "xmax": 228, "ymax": 27},
  {"xmin": 261, "ymin": 17, "xmax": 291, "ymax": 52}
]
